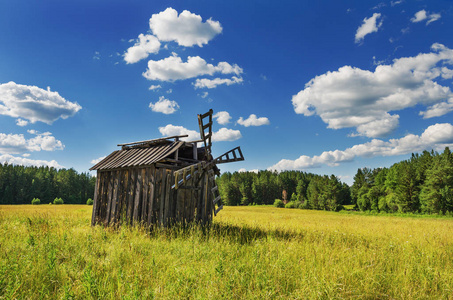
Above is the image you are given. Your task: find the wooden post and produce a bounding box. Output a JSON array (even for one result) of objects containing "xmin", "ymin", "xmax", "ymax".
[
  {"xmin": 110, "ymin": 170, "xmax": 120, "ymax": 225},
  {"xmin": 141, "ymin": 168, "xmax": 149, "ymax": 223},
  {"xmin": 105, "ymin": 172, "xmax": 114, "ymax": 226},
  {"xmin": 147, "ymin": 167, "xmax": 155, "ymax": 226},
  {"xmin": 159, "ymin": 168, "xmax": 166, "ymax": 226},
  {"xmin": 91, "ymin": 171, "xmax": 101, "ymax": 226},
  {"xmin": 126, "ymin": 168, "xmax": 135, "ymax": 224},
  {"xmin": 133, "ymin": 168, "xmax": 142, "ymax": 224}
]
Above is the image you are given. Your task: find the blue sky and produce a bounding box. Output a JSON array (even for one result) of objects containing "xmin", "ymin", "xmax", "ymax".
[{"xmin": 1, "ymin": 0, "xmax": 453, "ymax": 184}]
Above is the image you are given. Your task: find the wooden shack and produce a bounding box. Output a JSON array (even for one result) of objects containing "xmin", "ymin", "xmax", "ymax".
[{"xmin": 90, "ymin": 110, "xmax": 244, "ymax": 227}]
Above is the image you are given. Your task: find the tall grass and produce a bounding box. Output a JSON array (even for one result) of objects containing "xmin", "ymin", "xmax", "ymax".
[{"xmin": 0, "ymin": 205, "xmax": 452, "ymax": 299}]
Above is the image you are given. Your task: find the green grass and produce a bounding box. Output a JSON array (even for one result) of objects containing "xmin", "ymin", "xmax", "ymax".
[{"xmin": 1, "ymin": 205, "xmax": 453, "ymax": 299}]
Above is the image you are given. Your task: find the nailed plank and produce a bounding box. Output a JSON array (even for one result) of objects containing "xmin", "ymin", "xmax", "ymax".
[
  {"xmin": 164, "ymin": 173, "xmax": 171, "ymax": 227},
  {"xmin": 110, "ymin": 170, "xmax": 120, "ymax": 224},
  {"xmin": 126, "ymin": 168, "xmax": 135, "ymax": 224},
  {"xmin": 105, "ymin": 172, "xmax": 114, "ymax": 226},
  {"xmin": 117, "ymin": 169, "xmax": 128, "ymax": 224},
  {"xmin": 133, "ymin": 168, "xmax": 142, "ymax": 224},
  {"xmin": 159, "ymin": 168, "xmax": 166, "ymax": 226},
  {"xmin": 99, "ymin": 172, "xmax": 108, "ymax": 223},
  {"xmin": 141, "ymin": 168, "xmax": 149, "ymax": 222},
  {"xmin": 147, "ymin": 166, "xmax": 155, "ymax": 225},
  {"xmin": 91, "ymin": 171, "xmax": 101, "ymax": 226}
]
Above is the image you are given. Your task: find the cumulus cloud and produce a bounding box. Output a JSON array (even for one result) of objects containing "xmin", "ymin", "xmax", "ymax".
[
  {"xmin": 238, "ymin": 168, "xmax": 259, "ymax": 173},
  {"xmin": 124, "ymin": 34, "xmax": 161, "ymax": 64},
  {"xmin": 0, "ymin": 132, "xmax": 64, "ymax": 154},
  {"xmin": 149, "ymin": 84, "xmax": 161, "ymax": 91},
  {"xmin": 213, "ymin": 111, "xmax": 231, "ymax": 125},
  {"xmin": 143, "ymin": 53, "xmax": 242, "ymax": 82},
  {"xmin": 158, "ymin": 124, "xmax": 241, "ymax": 142},
  {"xmin": 149, "ymin": 8, "xmax": 222, "ymax": 47},
  {"xmin": 90, "ymin": 156, "xmax": 106, "ymax": 165},
  {"xmin": 0, "ymin": 154, "xmax": 63, "ymax": 168},
  {"xmin": 411, "ymin": 10, "xmax": 441, "ymax": 25},
  {"xmin": 0, "ymin": 82, "xmax": 81, "ymax": 124},
  {"xmin": 149, "ymin": 96, "xmax": 180, "ymax": 114},
  {"xmin": 158, "ymin": 124, "xmax": 200, "ymax": 141},
  {"xmin": 237, "ymin": 114, "xmax": 270, "ymax": 127},
  {"xmin": 355, "ymin": 13, "xmax": 382, "ymax": 43},
  {"xmin": 193, "ymin": 76, "xmax": 243, "ymax": 89},
  {"xmin": 292, "ymin": 43, "xmax": 453, "ymax": 138},
  {"xmin": 16, "ymin": 118, "xmax": 28, "ymax": 127},
  {"xmin": 268, "ymin": 123, "xmax": 453, "ymax": 171},
  {"xmin": 212, "ymin": 128, "xmax": 242, "ymax": 142}
]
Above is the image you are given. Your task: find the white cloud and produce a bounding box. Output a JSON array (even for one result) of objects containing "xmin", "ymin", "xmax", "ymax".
[
  {"xmin": 268, "ymin": 123, "xmax": 453, "ymax": 171},
  {"xmin": 238, "ymin": 168, "xmax": 259, "ymax": 173},
  {"xmin": 355, "ymin": 13, "xmax": 382, "ymax": 43},
  {"xmin": 0, "ymin": 154, "xmax": 63, "ymax": 168},
  {"xmin": 158, "ymin": 124, "xmax": 200, "ymax": 141},
  {"xmin": 143, "ymin": 53, "xmax": 242, "ymax": 81},
  {"xmin": 124, "ymin": 34, "xmax": 161, "ymax": 64},
  {"xmin": 158, "ymin": 124, "xmax": 241, "ymax": 142},
  {"xmin": 0, "ymin": 132, "xmax": 64, "ymax": 154},
  {"xmin": 193, "ymin": 76, "xmax": 243, "ymax": 89},
  {"xmin": 237, "ymin": 114, "xmax": 270, "ymax": 127},
  {"xmin": 212, "ymin": 128, "xmax": 242, "ymax": 142},
  {"xmin": 411, "ymin": 10, "xmax": 441, "ymax": 25},
  {"xmin": 149, "ymin": 7, "xmax": 222, "ymax": 47},
  {"xmin": 149, "ymin": 84, "xmax": 161, "ymax": 91},
  {"xmin": 292, "ymin": 43, "xmax": 453, "ymax": 138},
  {"xmin": 411, "ymin": 10, "xmax": 427, "ymax": 23},
  {"xmin": 149, "ymin": 96, "xmax": 180, "ymax": 114},
  {"xmin": 200, "ymin": 92, "xmax": 209, "ymax": 98},
  {"xmin": 16, "ymin": 118, "xmax": 28, "ymax": 127},
  {"xmin": 426, "ymin": 13, "xmax": 441, "ymax": 25},
  {"xmin": 391, "ymin": 0, "xmax": 403, "ymax": 6},
  {"xmin": 90, "ymin": 156, "xmax": 106, "ymax": 165},
  {"xmin": 213, "ymin": 111, "xmax": 231, "ymax": 125},
  {"xmin": 0, "ymin": 82, "xmax": 81, "ymax": 124}
]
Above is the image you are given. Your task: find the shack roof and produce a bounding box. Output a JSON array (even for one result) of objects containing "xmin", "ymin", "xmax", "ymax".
[{"xmin": 90, "ymin": 140, "xmax": 185, "ymax": 171}]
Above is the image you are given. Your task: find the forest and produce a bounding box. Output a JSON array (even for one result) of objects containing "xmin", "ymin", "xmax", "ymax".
[
  {"xmin": 0, "ymin": 164, "xmax": 95, "ymax": 204},
  {"xmin": 351, "ymin": 147, "xmax": 453, "ymax": 214},
  {"xmin": 216, "ymin": 170, "xmax": 351, "ymax": 211},
  {"xmin": 1, "ymin": 147, "xmax": 452, "ymax": 215}
]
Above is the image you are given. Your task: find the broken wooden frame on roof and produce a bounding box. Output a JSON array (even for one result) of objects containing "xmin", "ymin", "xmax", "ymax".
[{"xmin": 89, "ymin": 110, "xmax": 244, "ymax": 227}]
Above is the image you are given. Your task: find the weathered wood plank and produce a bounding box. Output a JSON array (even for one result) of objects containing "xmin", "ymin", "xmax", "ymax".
[
  {"xmin": 159, "ymin": 168, "xmax": 166, "ymax": 226},
  {"xmin": 110, "ymin": 170, "xmax": 120, "ymax": 225},
  {"xmin": 116, "ymin": 169, "xmax": 127, "ymax": 224},
  {"xmin": 155, "ymin": 167, "xmax": 162, "ymax": 226},
  {"xmin": 147, "ymin": 167, "xmax": 155, "ymax": 226},
  {"xmin": 133, "ymin": 168, "xmax": 142, "ymax": 224},
  {"xmin": 141, "ymin": 168, "xmax": 149, "ymax": 222},
  {"xmin": 91, "ymin": 171, "xmax": 101, "ymax": 226},
  {"xmin": 164, "ymin": 173, "xmax": 171, "ymax": 227},
  {"xmin": 105, "ymin": 172, "xmax": 114, "ymax": 226},
  {"xmin": 98, "ymin": 172, "xmax": 108, "ymax": 223},
  {"xmin": 126, "ymin": 168, "xmax": 135, "ymax": 224}
]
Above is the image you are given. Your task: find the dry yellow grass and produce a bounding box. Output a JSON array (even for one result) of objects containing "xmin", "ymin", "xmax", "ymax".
[{"xmin": 1, "ymin": 205, "xmax": 452, "ymax": 299}]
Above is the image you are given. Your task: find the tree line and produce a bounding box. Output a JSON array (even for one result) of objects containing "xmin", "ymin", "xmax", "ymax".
[
  {"xmin": 0, "ymin": 163, "xmax": 95, "ymax": 205},
  {"xmin": 216, "ymin": 170, "xmax": 351, "ymax": 211},
  {"xmin": 351, "ymin": 147, "xmax": 453, "ymax": 214}
]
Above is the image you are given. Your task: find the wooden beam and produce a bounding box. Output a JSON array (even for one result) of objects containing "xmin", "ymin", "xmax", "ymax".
[{"xmin": 118, "ymin": 135, "xmax": 188, "ymax": 147}]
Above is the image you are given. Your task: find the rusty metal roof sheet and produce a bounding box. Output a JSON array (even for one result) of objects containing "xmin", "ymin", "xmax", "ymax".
[{"xmin": 90, "ymin": 141, "xmax": 185, "ymax": 171}]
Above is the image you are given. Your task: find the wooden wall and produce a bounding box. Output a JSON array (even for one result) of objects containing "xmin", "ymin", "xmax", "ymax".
[{"xmin": 91, "ymin": 166, "xmax": 213, "ymax": 227}]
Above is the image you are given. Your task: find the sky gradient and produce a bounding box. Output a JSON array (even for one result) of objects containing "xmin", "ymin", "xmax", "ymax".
[{"xmin": 1, "ymin": 0, "xmax": 452, "ymax": 184}]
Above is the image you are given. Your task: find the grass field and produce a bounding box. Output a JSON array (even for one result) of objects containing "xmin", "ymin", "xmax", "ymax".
[{"xmin": 1, "ymin": 205, "xmax": 453, "ymax": 299}]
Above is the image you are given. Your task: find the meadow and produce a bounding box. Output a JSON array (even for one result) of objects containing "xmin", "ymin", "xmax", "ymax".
[{"xmin": 1, "ymin": 205, "xmax": 453, "ymax": 299}]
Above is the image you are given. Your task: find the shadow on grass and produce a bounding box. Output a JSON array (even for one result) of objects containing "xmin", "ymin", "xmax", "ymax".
[{"xmin": 144, "ymin": 222, "xmax": 303, "ymax": 244}]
